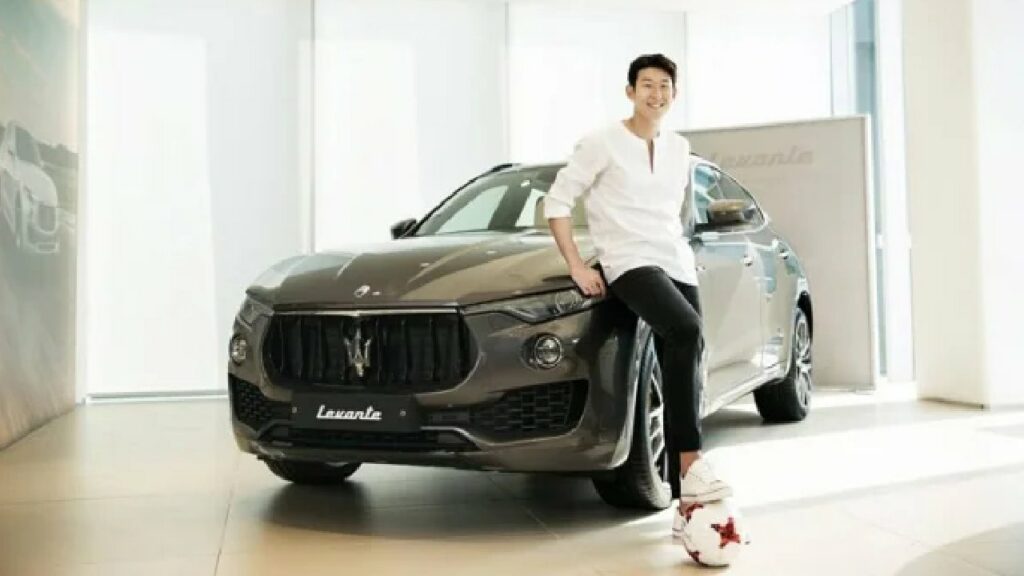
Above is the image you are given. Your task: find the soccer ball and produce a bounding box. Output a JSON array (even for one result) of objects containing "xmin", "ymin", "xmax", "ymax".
[{"xmin": 678, "ymin": 499, "xmax": 749, "ymax": 567}]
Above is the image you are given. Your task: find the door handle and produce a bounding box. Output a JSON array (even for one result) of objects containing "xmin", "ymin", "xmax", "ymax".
[
  {"xmin": 772, "ymin": 239, "xmax": 790, "ymax": 260},
  {"xmin": 742, "ymin": 255, "xmax": 754, "ymax": 267}
]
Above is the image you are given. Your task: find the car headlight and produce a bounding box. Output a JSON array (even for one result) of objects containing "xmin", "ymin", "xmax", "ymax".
[
  {"xmin": 229, "ymin": 334, "xmax": 249, "ymax": 364},
  {"xmin": 237, "ymin": 295, "xmax": 272, "ymax": 327},
  {"xmin": 465, "ymin": 288, "xmax": 600, "ymax": 323}
]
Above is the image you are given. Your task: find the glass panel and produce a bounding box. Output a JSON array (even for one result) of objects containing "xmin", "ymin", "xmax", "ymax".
[
  {"xmin": 15, "ymin": 126, "xmax": 42, "ymax": 166},
  {"xmin": 692, "ymin": 165, "xmax": 722, "ymax": 225},
  {"xmin": 716, "ymin": 171, "xmax": 764, "ymax": 225}
]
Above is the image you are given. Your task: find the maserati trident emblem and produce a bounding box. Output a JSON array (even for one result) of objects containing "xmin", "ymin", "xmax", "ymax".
[
  {"xmin": 343, "ymin": 326, "xmax": 372, "ymax": 377},
  {"xmin": 354, "ymin": 285, "xmax": 370, "ymax": 298}
]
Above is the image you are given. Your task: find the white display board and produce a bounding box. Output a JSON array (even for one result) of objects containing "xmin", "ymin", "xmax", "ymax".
[{"xmin": 683, "ymin": 116, "xmax": 876, "ymax": 390}]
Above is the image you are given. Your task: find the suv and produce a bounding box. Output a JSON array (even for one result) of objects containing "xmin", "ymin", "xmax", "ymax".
[{"xmin": 227, "ymin": 158, "xmax": 813, "ymax": 509}]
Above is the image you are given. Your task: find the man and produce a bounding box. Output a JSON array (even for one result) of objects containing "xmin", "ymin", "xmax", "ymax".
[{"xmin": 543, "ymin": 54, "xmax": 733, "ymax": 532}]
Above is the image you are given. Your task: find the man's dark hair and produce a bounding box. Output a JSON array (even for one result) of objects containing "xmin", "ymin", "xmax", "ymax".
[{"xmin": 627, "ymin": 54, "xmax": 677, "ymax": 88}]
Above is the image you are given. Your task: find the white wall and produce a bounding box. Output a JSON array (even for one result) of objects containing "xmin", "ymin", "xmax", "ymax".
[
  {"xmin": 313, "ymin": 0, "xmax": 507, "ymax": 250},
  {"xmin": 904, "ymin": 0, "xmax": 1024, "ymax": 407},
  {"xmin": 84, "ymin": 0, "xmax": 311, "ymax": 395},
  {"xmin": 685, "ymin": 7, "xmax": 832, "ymax": 129},
  {"xmin": 81, "ymin": 0, "xmax": 865, "ymax": 396},
  {"xmin": 507, "ymin": 4, "xmax": 687, "ymax": 164},
  {"xmin": 972, "ymin": 0, "xmax": 1024, "ymax": 406},
  {"xmin": 904, "ymin": 0, "xmax": 982, "ymax": 406}
]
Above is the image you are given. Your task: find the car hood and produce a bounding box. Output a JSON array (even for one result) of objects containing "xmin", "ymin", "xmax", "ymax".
[
  {"xmin": 17, "ymin": 163, "xmax": 59, "ymax": 206},
  {"xmin": 247, "ymin": 232, "xmax": 597, "ymax": 308}
]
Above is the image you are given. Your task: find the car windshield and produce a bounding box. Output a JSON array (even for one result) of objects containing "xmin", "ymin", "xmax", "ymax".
[
  {"xmin": 413, "ymin": 166, "xmax": 585, "ymax": 236},
  {"xmin": 15, "ymin": 127, "xmax": 42, "ymax": 167}
]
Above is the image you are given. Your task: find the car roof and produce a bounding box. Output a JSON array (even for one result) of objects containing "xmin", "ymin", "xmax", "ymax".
[{"xmin": 502, "ymin": 153, "xmax": 718, "ymax": 175}]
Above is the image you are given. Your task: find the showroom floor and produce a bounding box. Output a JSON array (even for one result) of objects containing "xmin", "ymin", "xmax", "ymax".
[{"xmin": 1, "ymin": 384, "xmax": 1022, "ymax": 576}]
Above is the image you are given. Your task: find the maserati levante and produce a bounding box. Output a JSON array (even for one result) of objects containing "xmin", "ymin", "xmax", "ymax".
[{"xmin": 227, "ymin": 156, "xmax": 813, "ymax": 509}]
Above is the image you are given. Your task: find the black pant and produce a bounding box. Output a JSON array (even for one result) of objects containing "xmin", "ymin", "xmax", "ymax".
[{"xmin": 609, "ymin": 266, "xmax": 704, "ymax": 486}]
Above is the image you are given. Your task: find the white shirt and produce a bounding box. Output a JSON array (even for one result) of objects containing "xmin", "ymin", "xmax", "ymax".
[{"xmin": 544, "ymin": 121, "xmax": 697, "ymax": 286}]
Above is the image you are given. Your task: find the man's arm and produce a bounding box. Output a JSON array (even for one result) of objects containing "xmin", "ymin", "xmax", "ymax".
[
  {"xmin": 548, "ymin": 216, "xmax": 606, "ymax": 297},
  {"xmin": 543, "ymin": 132, "xmax": 609, "ymax": 297}
]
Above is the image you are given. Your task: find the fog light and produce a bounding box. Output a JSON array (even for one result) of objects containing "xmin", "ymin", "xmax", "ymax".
[
  {"xmin": 531, "ymin": 334, "xmax": 563, "ymax": 369},
  {"xmin": 230, "ymin": 335, "xmax": 249, "ymax": 364}
]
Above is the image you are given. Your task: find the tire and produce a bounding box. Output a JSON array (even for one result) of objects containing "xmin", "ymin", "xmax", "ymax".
[
  {"xmin": 264, "ymin": 459, "xmax": 361, "ymax": 485},
  {"xmin": 592, "ymin": 330, "xmax": 672, "ymax": 510},
  {"xmin": 754, "ymin": 307, "xmax": 813, "ymax": 423}
]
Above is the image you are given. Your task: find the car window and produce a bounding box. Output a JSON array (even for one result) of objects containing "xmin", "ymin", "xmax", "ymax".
[
  {"xmin": 692, "ymin": 165, "xmax": 764, "ymax": 228},
  {"xmin": 716, "ymin": 171, "xmax": 764, "ymax": 226},
  {"xmin": 415, "ymin": 167, "xmax": 563, "ymax": 236},
  {"xmin": 692, "ymin": 165, "xmax": 724, "ymax": 225},
  {"xmin": 434, "ymin": 184, "xmax": 507, "ymax": 234},
  {"xmin": 14, "ymin": 127, "xmax": 42, "ymax": 167},
  {"xmin": 514, "ymin": 186, "xmax": 548, "ymax": 228}
]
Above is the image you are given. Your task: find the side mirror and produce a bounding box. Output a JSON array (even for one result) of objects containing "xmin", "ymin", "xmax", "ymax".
[
  {"xmin": 390, "ymin": 218, "xmax": 417, "ymax": 239},
  {"xmin": 706, "ymin": 199, "xmax": 755, "ymax": 228}
]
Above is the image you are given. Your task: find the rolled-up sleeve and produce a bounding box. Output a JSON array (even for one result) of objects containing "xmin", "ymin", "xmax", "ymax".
[{"xmin": 543, "ymin": 133, "xmax": 607, "ymax": 219}]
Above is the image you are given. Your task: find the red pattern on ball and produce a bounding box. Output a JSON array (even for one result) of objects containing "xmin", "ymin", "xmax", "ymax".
[{"xmin": 711, "ymin": 517, "xmax": 742, "ymax": 548}]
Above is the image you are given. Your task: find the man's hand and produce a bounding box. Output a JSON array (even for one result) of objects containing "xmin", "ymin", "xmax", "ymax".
[
  {"xmin": 570, "ymin": 264, "xmax": 606, "ymax": 298},
  {"xmin": 548, "ymin": 215, "xmax": 606, "ymax": 298}
]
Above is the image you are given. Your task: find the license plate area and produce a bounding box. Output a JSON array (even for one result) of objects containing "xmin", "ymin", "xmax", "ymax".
[{"xmin": 292, "ymin": 393, "xmax": 421, "ymax": 432}]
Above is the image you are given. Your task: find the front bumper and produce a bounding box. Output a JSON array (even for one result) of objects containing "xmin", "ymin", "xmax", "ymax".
[{"xmin": 227, "ymin": 302, "xmax": 639, "ymax": 473}]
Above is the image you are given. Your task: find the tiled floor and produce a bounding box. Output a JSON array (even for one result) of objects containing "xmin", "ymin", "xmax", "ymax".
[{"xmin": 1, "ymin": 385, "xmax": 1022, "ymax": 575}]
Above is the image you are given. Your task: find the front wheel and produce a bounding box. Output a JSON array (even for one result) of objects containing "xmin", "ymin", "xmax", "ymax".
[
  {"xmin": 754, "ymin": 307, "xmax": 812, "ymax": 422},
  {"xmin": 592, "ymin": 331, "xmax": 672, "ymax": 510},
  {"xmin": 264, "ymin": 459, "xmax": 361, "ymax": 485}
]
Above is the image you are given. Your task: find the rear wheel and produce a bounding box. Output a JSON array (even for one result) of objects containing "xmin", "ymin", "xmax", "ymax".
[
  {"xmin": 264, "ymin": 459, "xmax": 361, "ymax": 485},
  {"xmin": 592, "ymin": 331, "xmax": 672, "ymax": 510},
  {"xmin": 754, "ymin": 308, "xmax": 812, "ymax": 422}
]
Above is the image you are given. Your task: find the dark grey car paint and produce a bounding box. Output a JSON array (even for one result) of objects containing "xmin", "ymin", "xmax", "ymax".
[{"xmin": 228, "ymin": 160, "xmax": 811, "ymax": 472}]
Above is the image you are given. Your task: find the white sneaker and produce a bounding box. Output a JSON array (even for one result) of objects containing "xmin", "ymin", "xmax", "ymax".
[
  {"xmin": 672, "ymin": 505, "xmax": 686, "ymax": 538},
  {"xmin": 678, "ymin": 458, "xmax": 733, "ymax": 503}
]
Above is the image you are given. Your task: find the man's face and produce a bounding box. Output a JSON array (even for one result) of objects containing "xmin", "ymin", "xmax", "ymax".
[{"xmin": 626, "ymin": 67, "xmax": 676, "ymax": 122}]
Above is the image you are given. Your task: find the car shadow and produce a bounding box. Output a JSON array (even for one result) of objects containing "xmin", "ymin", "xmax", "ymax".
[
  {"xmin": 262, "ymin": 472, "xmax": 652, "ymax": 539},
  {"xmin": 701, "ymin": 393, "xmax": 983, "ymax": 450}
]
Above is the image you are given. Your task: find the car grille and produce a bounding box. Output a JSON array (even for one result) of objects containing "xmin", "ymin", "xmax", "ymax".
[
  {"xmin": 429, "ymin": 380, "xmax": 588, "ymax": 440},
  {"xmin": 472, "ymin": 380, "xmax": 587, "ymax": 437},
  {"xmin": 263, "ymin": 312, "xmax": 476, "ymax": 392},
  {"xmin": 230, "ymin": 376, "xmax": 290, "ymax": 431}
]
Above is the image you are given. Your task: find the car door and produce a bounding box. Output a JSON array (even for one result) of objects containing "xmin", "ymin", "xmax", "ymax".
[
  {"xmin": 687, "ymin": 164, "xmax": 763, "ymax": 399},
  {"xmin": 715, "ymin": 171, "xmax": 794, "ymax": 373}
]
